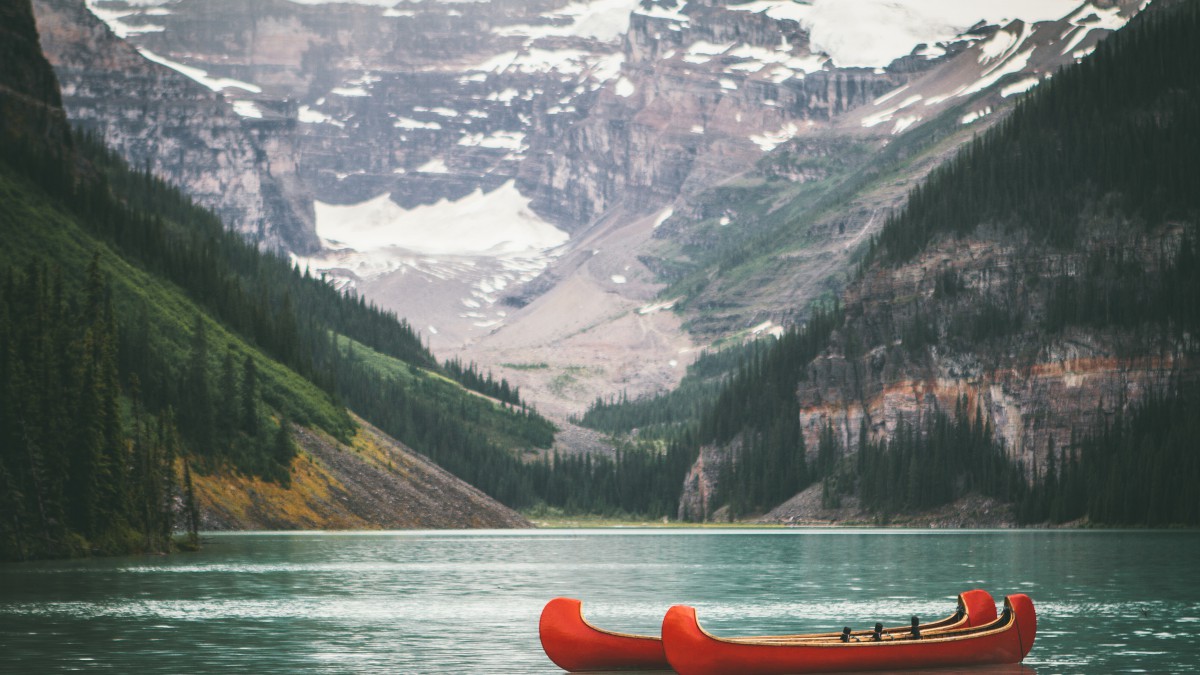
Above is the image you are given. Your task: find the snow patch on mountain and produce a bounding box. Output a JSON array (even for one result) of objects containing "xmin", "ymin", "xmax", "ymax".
[
  {"xmin": 457, "ymin": 130, "xmax": 527, "ymax": 151},
  {"xmin": 1000, "ymin": 76, "xmax": 1040, "ymax": 98},
  {"xmin": 728, "ymin": 0, "xmax": 1085, "ymax": 68},
  {"xmin": 231, "ymin": 100, "xmax": 263, "ymax": 118},
  {"xmin": 493, "ymin": 0, "xmax": 640, "ymax": 42},
  {"xmin": 468, "ymin": 48, "xmax": 607, "ymax": 77},
  {"xmin": 634, "ymin": 1, "xmax": 689, "ymax": 24},
  {"xmin": 394, "ymin": 116, "xmax": 442, "ymax": 130},
  {"xmin": 954, "ymin": 24, "xmax": 1035, "ymax": 98},
  {"xmin": 137, "ymin": 49, "xmax": 262, "ymax": 93},
  {"xmin": 313, "ymin": 182, "xmax": 568, "ymax": 258},
  {"xmin": 724, "ymin": 45, "xmax": 827, "ymax": 78},
  {"xmin": 299, "ymin": 105, "xmax": 345, "ymax": 127},
  {"xmin": 862, "ymin": 94, "xmax": 923, "ymax": 128},
  {"xmin": 749, "ymin": 123, "xmax": 800, "ymax": 152},
  {"xmin": 961, "ymin": 106, "xmax": 993, "ymax": 125},
  {"xmin": 417, "ymin": 158, "xmax": 450, "ymax": 173},
  {"xmin": 84, "ymin": 0, "xmax": 168, "ymax": 38}
]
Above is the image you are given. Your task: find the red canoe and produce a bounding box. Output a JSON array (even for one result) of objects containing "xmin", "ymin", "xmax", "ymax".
[
  {"xmin": 661, "ymin": 594, "xmax": 1036, "ymax": 675},
  {"xmin": 539, "ymin": 590, "xmax": 997, "ymax": 672},
  {"xmin": 539, "ymin": 597, "xmax": 667, "ymax": 672}
]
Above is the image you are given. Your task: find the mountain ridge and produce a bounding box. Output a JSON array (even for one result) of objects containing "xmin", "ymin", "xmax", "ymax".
[{"xmin": 43, "ymin": 0, "xmax": 1147, "ymax": 389}]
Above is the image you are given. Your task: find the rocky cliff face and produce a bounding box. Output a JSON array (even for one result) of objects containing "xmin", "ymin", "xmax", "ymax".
[
  {"xmin": 677, "ymin": 225, "xmax": 1195, "ymax": 523},
  {"xmin": 33, "ymin": 0, "xmax": 316, "ymax": 252},
  {"xmin": 795, "ymin": 227, "xmax": 1193, "ymax": 480},
  {"xmin": 642, "ymin": 0, "xmax": 1150, "ymax": 341},
  {"xmin": 47, "ymin": 0, "xmax": 1150, "ymax": 426},
  {"xmin": 519, "ymin": 0, "xmax": 901, "ymax": 229},
  {"xmin": 66, "ymin": 0, "xmax": 634, "ymax": 350}
]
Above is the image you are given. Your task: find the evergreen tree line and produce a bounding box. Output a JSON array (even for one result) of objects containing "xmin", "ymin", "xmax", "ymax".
[
  {"xmin": 524, "ymin": 437, "xmax": 697, "ymax": 517},
  {"xmin": 564, "ymin": 1, "xmax": 1200, "ymax": 523},
  {"xmin": 565, "ymin": 306, "xmax": 844, "ymax": 518},
  {"xmin": 76, "ymin": 132, "xmax": 566, "ymax": 498},
  {"xmin": 442, "ymin": 357, "xmax": 526, "ymax": 408},
  {"xmin": 1043, "ymin": 232, "xmax": 1200, "ymax": 343},
  {"xmin": 855, "ymin": 398, "xmax": 1023, "ymax": 514},
  {"xmin": 699, "ymin": 303, "xmax": 843, "ymax": 446},
  {"xmin": 6, "ymin": 109, "xmax": 718, "ymax": 518},
  {"xmin": 0, "ymin": 260, "xmax": 200, "ymax": 560},
  {"xmin": 715, "ymin": 413, "xmax": 812, "ymax": 519},
  {"xmin": 72, "ymin": 130, "xmax": 433, "ymax": 397},
  {"xmin": 331, "ymin": 349, "xmax": 555, "ymax": 507},
  {"xmin": 165, "ymin": 314, "xmax": 296, "ymax": 484},
  {"xmin": 1017, "ymin": 382, "xmax": 1200, "ymax": 526},
  {"xmin": 575, "ymin": 342, "xmax": 759, "ymax": 437},
  {"xmin": 873, "ymin": 1, "xmax": 1200, "ymax": 264}
]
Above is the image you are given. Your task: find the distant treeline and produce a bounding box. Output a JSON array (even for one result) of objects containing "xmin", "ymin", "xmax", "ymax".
[
  {"xmin": 443, "ymin": 357, "xmax": 524, "ymax": 407},
  {"xmin": 525, "ymin": 438, "xmax": 698, "ymax": 518}
]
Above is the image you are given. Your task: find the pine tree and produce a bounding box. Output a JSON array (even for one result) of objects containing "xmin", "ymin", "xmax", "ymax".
[
  {"xmin": 272, "ymin": 418, "xmax": 295, "ymax": 487},
  {"xmin": 182, "ymin": 458, "xmax": 200, "ymax": 550},
  {"xmin": 217, "ymin": 350, "xmax": 238, "ymax": 453},
  {"xmin": 241, "ymin": 354, "xmax": 258, "ymax": 438},
  {"xmin": 183, "ymin": 315, "xmax": 214, "ymax": 454}
]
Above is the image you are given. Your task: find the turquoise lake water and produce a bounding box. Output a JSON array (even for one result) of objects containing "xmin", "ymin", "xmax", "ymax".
[{"xmin": 1, "ymin": 529, "xmax": 1198, "ymax": 673}]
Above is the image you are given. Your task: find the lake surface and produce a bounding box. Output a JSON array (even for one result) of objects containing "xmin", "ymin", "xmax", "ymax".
[{"xmin": 1, "ymin": 529, "xmax": 1198, "ymax": 673}]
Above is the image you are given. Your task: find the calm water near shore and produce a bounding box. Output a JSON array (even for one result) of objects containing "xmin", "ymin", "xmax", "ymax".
[{"xmin": 1, "ymin": 529, "xmax": 1197, "ymax": 673}]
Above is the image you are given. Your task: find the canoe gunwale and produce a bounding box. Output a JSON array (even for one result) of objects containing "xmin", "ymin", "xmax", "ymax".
[
  {"xmin": 725, "ymin": 590, "xmax": 984, "ymax": 643},
  {"xmin": 680, "ymin": 595, "xmax": 1024, "ymax": 649},
  {"xmin": 575, "ymin": 602, "xmax": 661, "ymax": 643}
]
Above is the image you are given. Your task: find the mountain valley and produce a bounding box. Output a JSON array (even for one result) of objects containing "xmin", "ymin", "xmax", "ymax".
[
  {"xmin": 38, "ymin": 0, "xmax": 1150, "ymax": 423},
  {"xmin": 4, "ymin": 0, "xmax": 1196, "ymax": 545}
]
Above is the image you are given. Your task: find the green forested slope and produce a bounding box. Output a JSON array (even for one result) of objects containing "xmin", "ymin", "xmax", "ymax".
[
  {"xmin": 0, "ymin": 0, "xmax": 559, "ymax": 558},
  {"xmin": 576, "ymin": 0, "xmax": 1200, "ymax": 525},
  {"xmin": 0, "ymin": 134, "xmax": 559, "ymax": 559}
]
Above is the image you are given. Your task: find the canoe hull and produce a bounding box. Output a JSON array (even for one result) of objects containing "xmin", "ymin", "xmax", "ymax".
[
  {"xmin": 538, "ymin": 589, "xmax": 1003, "ymax": 672},
  {"xmin": 539, "ymin": 597, "xmax": 669, "ymax": 672},
  {"xmin": 662, "ymin": 595, "xmax": 1036, "ymax": 675}
]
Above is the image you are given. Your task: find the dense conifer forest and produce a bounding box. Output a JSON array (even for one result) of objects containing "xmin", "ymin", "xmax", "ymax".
[
  {"xmin": 0, "ymin": 259, "xmax": 198, "ymax": 558},
  {"xmin": 573, "ymin": 0, "xmax": 1200, "ymax": 526},
  {"xmin": 874, "ymin": 2, "xmax": 1200, "ymax": 264}
]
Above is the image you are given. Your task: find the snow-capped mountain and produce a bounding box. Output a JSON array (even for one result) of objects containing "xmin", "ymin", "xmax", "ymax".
[{"xmin": 39, "ymin": 0, "xmax": 1149, "ymax": 415}]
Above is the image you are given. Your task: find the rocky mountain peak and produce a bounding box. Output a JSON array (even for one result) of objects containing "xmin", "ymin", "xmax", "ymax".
[{"xmin": 40, "ymin": 0, "xmax": 1151, "ymax": 418}]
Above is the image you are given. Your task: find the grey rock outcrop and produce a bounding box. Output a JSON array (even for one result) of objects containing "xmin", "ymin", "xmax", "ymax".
[{"xmin": 33, "ymin": 0, "xmax": 317, "ymax": 252}]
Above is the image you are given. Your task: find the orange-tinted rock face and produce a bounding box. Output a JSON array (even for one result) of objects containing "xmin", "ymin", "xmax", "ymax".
[{"xmin": 798, "ymin": 229, "xmax": 1195, "ymax": 477}]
